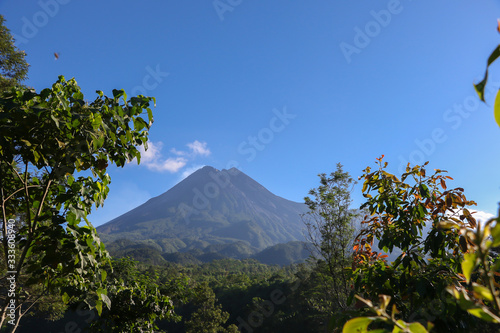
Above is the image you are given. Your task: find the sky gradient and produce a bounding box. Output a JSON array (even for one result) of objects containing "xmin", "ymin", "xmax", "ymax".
[{"xmin": 1, "ymin": 0, "xmax": 500, "ymax": 226}]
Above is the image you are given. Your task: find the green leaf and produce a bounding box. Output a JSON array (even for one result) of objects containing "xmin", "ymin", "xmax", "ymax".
[
  {"xmin": 462, "ymin": 252, "xmax": 477, "ymax": 283},
  {"xmin": 407, "ymin": 322, "xmax": 429, "ymax": 333},
  {"xmin": 50, "ymin": 113, "xmax": 60, "ymax": 128},
  {"xmin": 62, "ymin": 292, "xmax": 70, "ymax": 304},
  {"xmin": 467, "ymin": 307, "xmax": 499, "ymax": 323},
  {"xmin": 147, "ymin": 107, "xmax": 153, "ymax": 125},
  {"xmin": 101, "ymin": 269, "xmax": 107, "ymax": 283},
  {"xmin": 86, "ymin": 237, "xmax": 95, "ymax": 252},
  {"xmin": 95, "ymin": 300, "xmax": 103, "ymax": 316},
  {"xmin": 475, "ymin": 45, "xmax": 500, "ymax": 102},
  {"xmin": 342, "ymin": 317, "xmax": 374, "ymax": 333}
]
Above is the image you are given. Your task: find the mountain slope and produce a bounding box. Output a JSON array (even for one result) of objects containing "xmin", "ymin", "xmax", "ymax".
[
  {"xmin": 97, "ymin": 166, "xmax": 308, "ymax": 252},
  {"xmin": 251, "ymin": 241, "xmax": 311, "ymax": 266}
]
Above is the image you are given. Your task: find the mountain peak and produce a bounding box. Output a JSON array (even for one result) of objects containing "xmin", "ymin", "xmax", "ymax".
[{"xmin": 97, "ymin": 166, "xmax": 307, "ymax": 251}]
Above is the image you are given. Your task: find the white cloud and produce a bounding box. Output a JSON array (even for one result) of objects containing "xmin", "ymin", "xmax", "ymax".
[
  {"xmin": 136, "ymin": 140, "xmax": 210, "ymax": 173},
  {"xmin": 470, "ymin": 210, "xmax": 495, "ymax": 225},
  {"xmin": 170, "ymin": 148, "xmax": 187, "ymax": 156},
  {"xmin": 187, "ymin": 140, "xmax": 211, "ymax": 156},
  {"xmin": 446, "ymin": 208, "xmax": 495, "ymax": 226},
  {"xmin": 148, "ymin": 157, "xmax": 187, "ymax": 173},
  {"xmin": 140, "ymin": 141, "xmax": 162, "ymax": 164}
]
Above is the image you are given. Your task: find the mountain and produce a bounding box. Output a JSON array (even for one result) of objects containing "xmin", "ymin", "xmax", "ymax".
[
  {"xmin": 97, "ymin": 166, "xmax": 308, "ymax": 254},
  {"xmin": 105, "ymin": 239, "xmax": 312, "ymax": 266},
  {"xmin": 251, "ymin": 241, "xmax": 311, "ymax": 266}
]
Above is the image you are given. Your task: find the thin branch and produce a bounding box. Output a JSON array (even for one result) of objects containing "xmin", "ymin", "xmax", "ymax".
[
  {"xmin": 2, "ymin": 185, "xmax": 43, "ymax": 204},
  {"xmin": 15, "ymin": 178, "xmax": 52, "ymax": 274}
]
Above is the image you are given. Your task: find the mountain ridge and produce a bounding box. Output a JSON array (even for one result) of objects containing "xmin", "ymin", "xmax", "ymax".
[{"xmin": 97, "ymin": 166, "xmax": 308, "ymax": 253}]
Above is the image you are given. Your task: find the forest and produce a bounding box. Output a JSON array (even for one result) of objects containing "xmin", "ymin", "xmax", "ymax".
[{"xmin": 2, "ymin": 7, "xmax": 500, "ymax": 333}]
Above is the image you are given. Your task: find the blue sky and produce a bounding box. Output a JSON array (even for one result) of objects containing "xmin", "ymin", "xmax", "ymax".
[{"xmin": 2, "ymin": 0, "xmax": 500, "ymax": 226}]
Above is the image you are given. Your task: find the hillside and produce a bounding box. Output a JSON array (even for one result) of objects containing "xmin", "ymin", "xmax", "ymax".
[{"xmin": 97, "ymin": 166, "xmax": 308, "ymax": 254}]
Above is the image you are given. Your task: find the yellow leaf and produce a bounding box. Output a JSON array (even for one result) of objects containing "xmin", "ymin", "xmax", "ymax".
[
  {"xmin": 473, "ymin": 284, "xmax": 494, "ymax": 302},
  {"xmin": 494, "ymin": 89, "xmax": 500, "ymax": 128},
  {"xmin": 342, "ymin": 317, "xmax": 373, "ymax": 333}
]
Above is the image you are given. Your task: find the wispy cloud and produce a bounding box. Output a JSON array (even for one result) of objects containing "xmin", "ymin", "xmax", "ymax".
[
  {"xmin": 187, "ymin": 140, "xmax": 211, "ymax": 156},
  {"xmin": 137, "ymin": 140, "xmax": 210, "ymax": 173}
]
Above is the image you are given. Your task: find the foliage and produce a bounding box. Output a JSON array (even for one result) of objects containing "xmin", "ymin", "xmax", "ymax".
[
  {"xmin": 343, "ymin": 295, "xmax": 432, "ymax": 333},
  {"xmin": 0, "ymin": 16, "xmax": 29, "ymax": 92},
  {"xmin": 344, "ymin": 157, "xmax": 482, "ymax": 332},
  {"xmin": 442, "ymin": 210, "xmax": 500, "ymax": 324},
  {"xmin": 89, "ymin": 258, "xmax": 181, "ymax": 333},
  {"xmin": 0, "ymin": 76, "xmax": 154, "ymax": 331},
  {"xmin": 473, "ymin": 20, "xmax": 500, "ymax": 128},
  {"xmin": 302, "ymin": 163, "xmax": 357, "ymax": 313},
  {"xmin": 185, "ymin": 282, "xmax": 238, "ymax": 333}
]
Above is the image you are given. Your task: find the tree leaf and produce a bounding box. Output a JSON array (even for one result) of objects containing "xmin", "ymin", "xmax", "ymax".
[
  {"xmin": 101, "ymin": 293, "xmax": 112, "ymax": 310},
  {"xmin": 342, "ymin": 317, "xmax": 374, "ymax": 333},
  {"xmin": 95, "ymin": 300, "xmax": 103, "ymax": 316},
  {"xmin": 407, "ymin": 322, "xmax": 429, "ymax": 333},
  {"xmin": 462, "ymin": 252, "xmax": 477, "ymax": 283},
  {"xmin": 467, "ymin": 307, "xmax": 500, "ymax": 323},
  {"xmin": 474, "ymin": 45, "xmax": 500, "ymax": 102},
  {"xmin": 473, "ymin": 284, "xmax": 494, "ymax": 302},
  {"xmin": 494, "ymin": 89, "xmax": 500, "ymax": 128}
]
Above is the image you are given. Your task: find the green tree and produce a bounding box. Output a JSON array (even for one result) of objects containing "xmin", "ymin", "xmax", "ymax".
[
  {"xmin": 90, "ymin": 257, "xmax": 181, "ymax": 332},
  {"xmin": 343, "ymin": 157, "xmax": 490, "ymax": 333},
  {"xmin": 302, "ymin": 163, "xmax": 357, "ymax": 315},
  {"xmin": 185, "ymin": 282, "xmax": 238, "ymax": 333},
  {"xmin": 442, "ymin": 211, "xmax": 500, "ymax": 325},
  {"xmin": 438, "ymin": 19, "xmax": 500, "ymax": 326},
  {"xmin": 0, "ymin": 76, "xmax": 158, "ymax": 332},
  {"xmin": 0, "ymin": 15, "xmax": 28, "ymax": 91}
]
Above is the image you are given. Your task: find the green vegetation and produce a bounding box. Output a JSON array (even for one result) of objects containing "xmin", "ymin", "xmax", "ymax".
[
  {"xmin": 0, "ymin": 16, "xmax": 176, "ymax": 331},
  {"xmin": 96, "ymin": 166, "xmax": 308, "ymax": 253},
  {"xmin": 2, "ymin": 9, "xmax": 500, "ymax": 333},
  {"xmin": 0, "ymin": 15, "xmax": 28, "ymax": 92},
  {"xmin": 302, "ymin": 163, "xmax": 358, "ymax": 318},
  {"xmin": 0, "ymin": 74, "xmax": 169, "ymax": 332}
]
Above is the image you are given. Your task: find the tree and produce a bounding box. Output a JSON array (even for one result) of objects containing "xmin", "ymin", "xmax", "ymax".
[
  {"xmin": 185, "ymin": 282, "xmax": 238, "ymax": 333},
  {"xmin": 0, "ymin": 15, "xmax": 28, "ymax": 91},
  {"xmin": 89, "ymin": 257, "xmax": 180, "ymax": 332},
  {"xmin": 343, "ymin": 157, "xmax": 495, "ymax": 333},
  {"xmin": 302, "ymin": 163, "xmax": 357, "ymax": 316},
  {"xmin": 0, "ymin": 76, "xmax": 158, "ymax": 332}
]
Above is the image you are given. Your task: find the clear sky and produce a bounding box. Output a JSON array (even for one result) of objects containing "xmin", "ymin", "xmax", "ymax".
[{"xmin": 2, "ymin": 0, "xmax": 500, "ymax": 227}]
